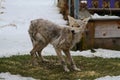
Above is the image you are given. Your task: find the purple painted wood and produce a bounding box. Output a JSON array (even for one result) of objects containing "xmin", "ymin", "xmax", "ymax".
[
  {"xmin": 87, "ymin": 0, "xmax": 92, "ymax": 8},
  {"xmin": 110, "ymin": 0, "xmax": 115, "ymax": 8},
  {"xmin": 99, "ymin": 0, "xmax": 103, "ymax": 8}
]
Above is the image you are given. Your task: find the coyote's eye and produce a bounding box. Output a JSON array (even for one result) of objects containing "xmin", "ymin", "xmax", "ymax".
[{"xmin": 83, "ymin": 21, "xmax": 87, "ymax": 23}]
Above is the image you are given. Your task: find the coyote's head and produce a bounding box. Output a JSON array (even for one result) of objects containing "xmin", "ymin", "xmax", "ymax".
[{"xmin": 68, "ymin": 15, "xmax": 90, "ymax": 33}]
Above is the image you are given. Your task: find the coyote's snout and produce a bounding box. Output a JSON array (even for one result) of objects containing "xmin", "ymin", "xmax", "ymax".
[{"xmin": 28, "ymin": 16, "xmax": 90, "ymax": 72}]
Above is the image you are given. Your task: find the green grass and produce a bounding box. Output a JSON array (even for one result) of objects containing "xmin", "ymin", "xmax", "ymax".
[{"xmin": 0, "ymin": 55, "xmax": 120, "ymax": 80}]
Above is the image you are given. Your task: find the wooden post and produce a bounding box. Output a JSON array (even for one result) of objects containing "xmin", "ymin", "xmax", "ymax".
[
  {"xmin": 68, "ymin": 0, "xmax": 71, "ymax": 15},
  {"xmin": 74, "ymin": 0, "xmax": 80, "ymax": 19},
  {"xmin": 91, "ymin": 22, "xmax": 95, "ymax": 48},
  {"xmin": 86, "ymin": 21, "xmax": 95, "ymax": 49}
]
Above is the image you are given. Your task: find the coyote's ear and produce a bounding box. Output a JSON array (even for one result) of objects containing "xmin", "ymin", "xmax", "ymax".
[
  {"xmin": 68, "ymin": 15, "xmax": 75, "ymax": 21},
  {"xmin": 68, "ymin": 15, "xmax": 77, "ymax": 27},
  {"xmin": 83, "ymin": 17, "xmax": 90, "ymax": 22},
  {"xmin": 82, "ymin": 17, "xmax": 90, "ymax": 24}
]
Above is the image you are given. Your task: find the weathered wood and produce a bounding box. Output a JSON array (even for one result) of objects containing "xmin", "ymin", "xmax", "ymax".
[
  {"xmin": 95, "ymin": 21, "xmax": 120, "ymax": 38},
  {"xmin": 86, "ymin": 19, "xmax": 120, "ymax": 50},
  {"xmin": 86, "ymin": 21, "xmax": 95, "ymax": 49}
]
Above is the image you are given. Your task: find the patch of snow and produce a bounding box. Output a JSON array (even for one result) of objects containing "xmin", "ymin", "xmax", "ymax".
[
  {"xmin": 81, "ymin": 0, "xmax": 87, "ymax": 3},
  {"xmin": 0, "ymin": 0, "xmax": 66, "ymax": 57},
  {"xmin": 71, "ymin": 48, "xmax": 120, "ymax": 58},
  {"xmin": 0, "ymin": 72, "xmax": 36, "ymax": 80},
  {"xmin": 95, "ymin": 76, "xmax": 120, "ymax": 80},
  {"xmin": 42, "ymin": 46, "xmax": 120, "ymax": 58},
  {"xmin": 91, "ymin": 13, "xmax": 120, "ymax": 19}
]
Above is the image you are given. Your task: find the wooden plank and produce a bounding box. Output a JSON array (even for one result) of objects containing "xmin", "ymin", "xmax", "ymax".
[
  {"xmin": 95, "ymin": 21, "xmax": 120, "ymax": 38},
  {"xmin": 90, "ymin": 18, "xmax": 120, "ymax": 21},
  {"xmin": 88, "ymin": 8, "xmax": 120, "ymax": 11}
]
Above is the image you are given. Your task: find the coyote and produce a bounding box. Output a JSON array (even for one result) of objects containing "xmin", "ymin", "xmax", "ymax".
[{"xmin": 28, "ymin": 16, "xmax": 90, "ymax": 72}]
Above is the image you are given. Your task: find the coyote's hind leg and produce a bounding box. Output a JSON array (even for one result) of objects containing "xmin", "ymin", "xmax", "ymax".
[
  {"xmin": 30, "ymin": 42, "xmax": 41, "ymax": 66},
  {"xmin": 37, "ymin": 43, "xmax": 49, "ymax": 62}
]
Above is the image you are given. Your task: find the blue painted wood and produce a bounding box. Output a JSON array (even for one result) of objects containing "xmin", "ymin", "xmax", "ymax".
[{"xmin": 74, "ymin": 0, "xmax": 80, "ymax": 19}]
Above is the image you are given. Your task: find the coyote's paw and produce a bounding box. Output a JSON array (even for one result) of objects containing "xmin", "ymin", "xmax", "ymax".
[
  {"xmin": 72, "ymin": 65, "xmax": 81, "ymax": 71},
  {"xmin": 64, "ymin": 66, "xmax": 70, "ymax": 72},
  {"xmin": 73, "ymin": 67, "xmax": 81, "ymax": 71},
  {"xmin": 64, "ymin": 68, "xmax": 70, "ymax": 72},
  {"xmin": 41, "ymin": 58, "xmax": 50, "ymax": 63}
]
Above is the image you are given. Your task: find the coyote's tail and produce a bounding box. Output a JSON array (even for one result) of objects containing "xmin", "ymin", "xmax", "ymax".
[{"xmin": 28, "ymin": 21, "xmax": 37, "ymax": 45}]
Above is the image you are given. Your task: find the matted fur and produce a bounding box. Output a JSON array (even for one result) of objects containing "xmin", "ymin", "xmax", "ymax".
[{"xmin": 28, "ymin": 16, "xmax": 90, "ymax": 72}]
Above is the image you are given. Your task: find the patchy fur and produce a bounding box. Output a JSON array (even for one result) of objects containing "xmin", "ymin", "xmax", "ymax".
[{"xmin": 28, "ymin": 16, "xmax": 90, "ymax": 72}]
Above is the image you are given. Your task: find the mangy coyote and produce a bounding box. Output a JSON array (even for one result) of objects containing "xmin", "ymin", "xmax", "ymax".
[{"xmin": 28, "ymin": 16, "xmax": 90, "ymax": 72}]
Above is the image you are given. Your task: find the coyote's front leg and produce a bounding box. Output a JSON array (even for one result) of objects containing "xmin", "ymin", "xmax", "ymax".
[
  {"xmin": 55, "ymin": 48, "xmax": 70, "ymax": 72},
  {"xmin": 63, "ymin": 49, "xmax": 81, "ymax": 71}
]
